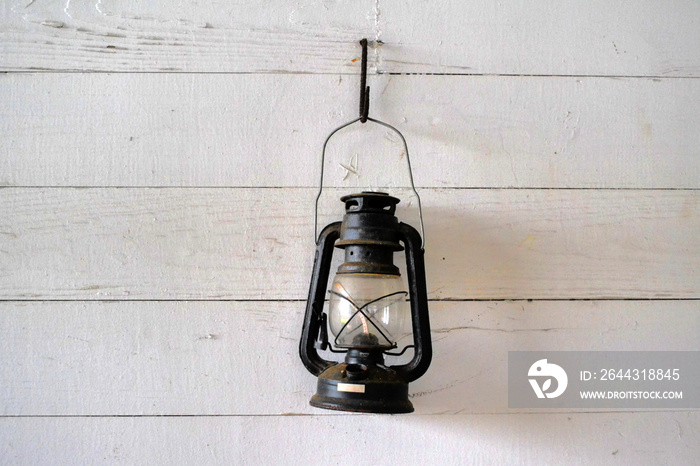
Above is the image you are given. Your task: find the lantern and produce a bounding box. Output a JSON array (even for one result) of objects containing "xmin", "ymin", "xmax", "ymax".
[
  {"xmin": 298, "ymin": 37, "xmax": 432, "ymax": 414},
  {"xmin": 299, "ymin": 190, "xmax": 432, "ymax": 413}
]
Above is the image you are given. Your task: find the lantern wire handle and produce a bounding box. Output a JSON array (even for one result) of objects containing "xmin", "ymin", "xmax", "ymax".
[
  {"xmin": 314, "ymin": 116, "xmax": 426, "ymax": 249},
  {"xmin": 314, "ymin": 38, "xmax": 425, "ymax": 248}
]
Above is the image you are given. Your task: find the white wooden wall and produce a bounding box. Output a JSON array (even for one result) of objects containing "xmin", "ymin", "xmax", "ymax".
[{"xmin": 1, "ymin": 1, "xmax": 699, "ymax": 464}]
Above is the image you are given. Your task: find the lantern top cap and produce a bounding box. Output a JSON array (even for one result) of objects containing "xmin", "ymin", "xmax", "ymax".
[
  {"xmin": 340, "ymin": 191, "xmax": 400, "ymax": 215},
  {"xmin": 340, "ymin": 191, "xmax": 400, "ymax": 204}
]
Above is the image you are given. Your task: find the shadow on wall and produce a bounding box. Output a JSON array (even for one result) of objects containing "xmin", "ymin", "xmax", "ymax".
[
  {"xmin": 407, "ymin": 206, "xmax": 570, "ymax": 414},
  {"xmin": 421, "ymin": 205, "xmax": 534, "ymax": 301}
]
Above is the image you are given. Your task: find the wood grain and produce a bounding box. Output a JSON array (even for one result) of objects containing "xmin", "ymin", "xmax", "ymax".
[
  {"xmin": 1, "ymin": 300, "xmax": 697, "ymax": 416},
  {"xmin": 0, "ymin": 0, "xmax": 378, "ymax": 73},
  {"xmin": 1, "ymin": 188, "xmax": 698, "ymax": 300},
  {"xmin": 2, "ymin": 2, "xmax": 699, "ymax": 461},
  {"xmin": 1, "ymin": 413, "xmax": 698, "ymax": 464},
  {"xmin": 2, "ymin": 1, "xmax": 699, "ymax": 76},
  {"xmin": 1, "ymin": 74, "xmax": 699, "ymax": 188},
  {"xmin": 380, "ymin": 0, "xmax": 700, "ymax": 76}
]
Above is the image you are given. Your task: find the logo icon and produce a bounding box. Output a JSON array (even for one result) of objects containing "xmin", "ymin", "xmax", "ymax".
[{"xmin": 528, "ymin": 359, "xmax": 568, "ymax": 399}]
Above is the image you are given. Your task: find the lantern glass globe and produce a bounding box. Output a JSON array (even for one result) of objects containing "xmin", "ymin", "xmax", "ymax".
[{"xmin": 328, "ymin": 273, "xmax": 409, "ymax": 349}]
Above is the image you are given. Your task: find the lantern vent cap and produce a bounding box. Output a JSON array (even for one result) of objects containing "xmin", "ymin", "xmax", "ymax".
[{"xmin": 340, "ymin": 191, "xmax": 400, "ymax": 215}]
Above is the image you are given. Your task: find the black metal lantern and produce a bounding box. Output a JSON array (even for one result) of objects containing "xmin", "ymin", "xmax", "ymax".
[{"xmin": 298, "ymin": 40, "xmax": 432, "ymax": 413}]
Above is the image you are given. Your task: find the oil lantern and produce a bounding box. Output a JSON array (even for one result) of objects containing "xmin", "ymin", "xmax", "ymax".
[
  {"xmin": 298, "ymin": 38, "xmax": 431, "ymax": 414},
  {"xmin": 299, "ymin": 190, "xmax": 432, "ymax": 413}
]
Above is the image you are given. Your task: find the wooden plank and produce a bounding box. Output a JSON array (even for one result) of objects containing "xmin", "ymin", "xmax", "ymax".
[
  {"xmin": 1, "ymin": 74, "xmax": 699, "ymax": 188},
  {"xmin": 380, "ymin": 0, "xmax": 700, "ymax": 76},
  {"xmin": 1, "ymin": 413, "xmax": 698, "ymax": 464},
  {"xmin": 2, "ymin": 1, "xmax": 699, "ymax": 76},
  {"xmin": 0, "ymin": 300, "xmax": 697, "ymax": 416},
  {"xmin": 1, "ymin": 188, "xmax": 698, "ymax": 300},
  {"xmin": 0, "ymin": 0, "xmax": 377, "ymax": 73}
]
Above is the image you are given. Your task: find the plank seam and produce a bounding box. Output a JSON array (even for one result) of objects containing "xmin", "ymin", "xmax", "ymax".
[
  {"xmin": 1, "ymin": 187, "xmax": 699, "ymax": 191},
  {"xmin": 381, "ymin": 72, "xmax": 700, "ymax": 79},
  {"xmin": 0, "ymin": 410, "xmax": 695, "ymax": 418},
  {"xmin": 2, "ymin": 70, "xmax": 700, "ymax": 79},
  {"xmin": 0, "ymin": 298, "xmax": 698, "ymax": 303}
]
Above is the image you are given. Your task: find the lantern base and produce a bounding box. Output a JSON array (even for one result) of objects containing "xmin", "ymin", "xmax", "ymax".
[{"xmin": 310, "ymin": 363, "xmax": 413, "ymax": 414}]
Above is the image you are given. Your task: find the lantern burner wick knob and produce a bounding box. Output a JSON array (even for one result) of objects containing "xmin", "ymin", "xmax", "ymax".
[{"xmin": 344, "ymin": 363, "xmax": 369, "ymax": 380}]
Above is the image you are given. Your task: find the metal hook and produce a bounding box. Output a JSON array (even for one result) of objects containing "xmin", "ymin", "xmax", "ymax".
[{"xmin": 359, "ymin": 38, "xmax": 370, "ymax": 123}]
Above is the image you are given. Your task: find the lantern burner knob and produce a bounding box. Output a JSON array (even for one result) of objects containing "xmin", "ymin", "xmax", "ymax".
[{"xmin": 344, "ymin": 363, "xmax": 369, "ymax": 380}]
